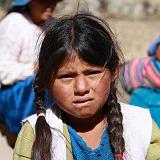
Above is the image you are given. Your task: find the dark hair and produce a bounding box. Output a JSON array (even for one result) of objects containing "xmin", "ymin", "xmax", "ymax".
[
  {"xmin": 156, "ymin": 42, "xmax": 160, "ymax": 50},
  {"xmin": 7, "ymin": 5, "xmax": 30, "ymax": 15},
  {"xmin": 37, "ymin": 0, "xmax": 63, "ymax": 4},
  {"xmin": 33, "ymin": 13, "xmax": 125, "ymax": 160}
]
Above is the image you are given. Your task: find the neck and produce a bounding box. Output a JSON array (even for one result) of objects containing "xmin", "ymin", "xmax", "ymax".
[
  {"xmin": 64, "ymin": 111, "xmax": 106, "ymax": 133},
  {"xmin": 65, "ymin": 111, "xmax": 107, "ymax": 149}
]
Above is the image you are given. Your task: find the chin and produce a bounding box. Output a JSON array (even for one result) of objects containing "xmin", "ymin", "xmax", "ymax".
[
  {"xmin": 76, "ymin": 113, "xmax": 94, "ymax": 119},
  {"xmin": 40, "ymin": 17, "xmax": 49, "ymax": 22},
  {"xmin": 43, "ymin": 14, "xmax": 52, "ymax": 20}
]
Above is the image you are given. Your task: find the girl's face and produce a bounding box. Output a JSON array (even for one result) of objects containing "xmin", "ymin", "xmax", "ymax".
[
  {"xmin": 29, "ymin": 0, "xmax": 56, "ymax": 24},
  {"xmin": 51, "ymin": 53, "xmax": 112, "ymax": 119}
]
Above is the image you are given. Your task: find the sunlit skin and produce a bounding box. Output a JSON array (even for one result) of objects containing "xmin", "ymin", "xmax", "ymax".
[
  {"xmin": 29, "ymin": 0, "xmax": 56, "ymax": 24},
  {"xmin": 51, "ymin": 53, "xmax": 112, "ymax": 148}
]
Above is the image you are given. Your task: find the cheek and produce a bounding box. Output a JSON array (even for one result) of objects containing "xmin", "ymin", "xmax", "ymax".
[
  {"xmin": 52, "ymin": 81, "xmax": 72, "ymax": 103},
  {"xmin": 95, "ymin": 76, "xmax": 111, "ymax": 104}
]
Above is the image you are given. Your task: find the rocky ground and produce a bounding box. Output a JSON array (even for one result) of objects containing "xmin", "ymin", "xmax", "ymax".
[{"xmin": 0, "ymin": 14, "xmax": 160, "ymax": 159}]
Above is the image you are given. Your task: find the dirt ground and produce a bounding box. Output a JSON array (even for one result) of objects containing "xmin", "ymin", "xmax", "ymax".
[{"xmin": 0, "ymin": 19, "xmax": 160, "ymax": 159}]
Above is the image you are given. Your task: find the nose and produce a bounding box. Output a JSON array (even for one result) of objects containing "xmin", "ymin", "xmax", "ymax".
[
  {"xmin": 45, "ymin": 6, "xmax": 55, "ymax": 12},
  {"xmin": 74, "ymin": 75, "xmax": 90, "ymax": 96}
]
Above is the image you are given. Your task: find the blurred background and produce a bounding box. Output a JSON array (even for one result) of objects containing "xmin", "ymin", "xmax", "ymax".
[{"xmin": 0, "ymin": 0, "xmax": 160, "ymax": 159}]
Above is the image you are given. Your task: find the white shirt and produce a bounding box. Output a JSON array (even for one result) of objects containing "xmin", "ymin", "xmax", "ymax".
[{"xmin": 0, "ymin": 12, "xmax": 42, "ymax": 85}]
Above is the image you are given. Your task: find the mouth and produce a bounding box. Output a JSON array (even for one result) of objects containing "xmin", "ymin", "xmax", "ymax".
[{"xmin": 73, "ymin": 97, "xmax": 94, "ymax": 104}]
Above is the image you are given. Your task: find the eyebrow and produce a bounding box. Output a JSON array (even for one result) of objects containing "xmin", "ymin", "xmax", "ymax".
[{"xmin": 58, "ymin": 68, "xmax": 103, "ymax": 75}]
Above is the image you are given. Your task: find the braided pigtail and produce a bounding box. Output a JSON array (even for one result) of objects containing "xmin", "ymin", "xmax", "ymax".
[
  {"xmin": 31, "ymin": 77, "xmax": 52, "ymax": 160},
  {"xmin": 106, "ymin": 81, "xmax": 125, "ymax": 160}
]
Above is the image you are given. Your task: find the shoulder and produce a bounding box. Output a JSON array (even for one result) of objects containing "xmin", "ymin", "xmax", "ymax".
[
  {"xmin": 20, "ymin": 108, "xmax": 66, "ymax": 159},
  {"xmin": 13, "ymin": 122, "xmax": 34, "ymax": 160},
  {"xmin": 120, "ymin": 103, "xmax": 152, "ymax": 159},
  {"xmin": 0, "ymin": 12, "xmax": 34, "ymax": 31},
  {"xmin": 120, "ymin": 102, "xmax": 152, "ymax": 129},
  {"xmin": 1, "ymin": 12, "xmax": 27, "ymax": 25},
  {"xmin": 0, "ymin": 13, "xmax": 26, "ymax": 34},
  {"xmin": 24, "ymin": 108, "xmax": 63, "ymax": 132},
  {"xmin": 147, "ymin": 120, "xmax": 160, "ymax": 159},
  {"xmin": 120, "ymin": 102, "xmax": 151, "ymax": 116},
  {"xmin": 5, "ymin": 12, "xmax": 24, "ymax": 19}
]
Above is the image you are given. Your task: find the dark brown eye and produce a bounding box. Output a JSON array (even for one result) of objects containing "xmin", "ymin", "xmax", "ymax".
[
  {"xmin": 88, "ymin": 70, "xmax": 102, "ymax": 76},
  {"xmin": 58, "ymin": 74, "xmax": 72, "ymax": 79}
]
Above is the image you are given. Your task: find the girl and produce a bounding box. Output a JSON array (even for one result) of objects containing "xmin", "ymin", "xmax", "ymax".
[
  {"xmin": 14, "ymin": 13, "xmax": 160, "ymax": 160},
  {"xmin": 0, "ymin": 0, "xmax": 62, "ymax": 147}
]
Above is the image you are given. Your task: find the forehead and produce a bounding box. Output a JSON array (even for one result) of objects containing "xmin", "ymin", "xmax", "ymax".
[{"xmin": 58, "ymin": 54, "xmax": 102, "ymax": 72}]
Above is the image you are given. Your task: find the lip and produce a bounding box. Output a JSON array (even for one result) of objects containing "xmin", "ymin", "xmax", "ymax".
[{"xmin": 73, "ymin": 97, "xmax": 94, "ymax": 104}]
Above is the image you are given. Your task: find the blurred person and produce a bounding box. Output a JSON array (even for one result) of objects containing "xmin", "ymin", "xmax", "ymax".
[
  {"xmin": 120, "ymin": 37, "xmax": 160, "ymax": 128},
  {"xmin": 148, "ymin": 36, "xmax": 160, "ymax": 58},
  {"xmin": 0, "ymin": 0, "xmax": 62, "ymax": 147}
]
